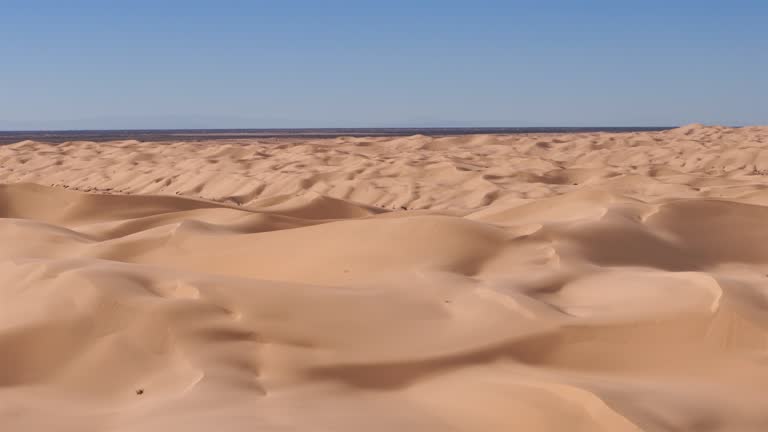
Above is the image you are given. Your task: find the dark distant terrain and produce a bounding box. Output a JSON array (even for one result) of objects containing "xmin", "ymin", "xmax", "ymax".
[{"xmin": 0, "ymin": 127, "xmax": 674, "ymax": 144}]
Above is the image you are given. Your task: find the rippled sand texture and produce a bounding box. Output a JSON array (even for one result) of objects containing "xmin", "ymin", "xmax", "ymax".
[{"xmin": 1, "ymin": 124, "xmax": 768, "ymax": 431}]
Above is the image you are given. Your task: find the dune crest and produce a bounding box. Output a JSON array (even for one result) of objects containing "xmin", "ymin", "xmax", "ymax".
[{"xmin": 1, "ymin": 127, "xmax": 768, "ymax": 431}]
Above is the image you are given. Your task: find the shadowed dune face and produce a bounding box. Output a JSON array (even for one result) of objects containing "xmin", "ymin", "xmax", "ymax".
[{"xmin": 1, "ymin": 125, "xmax": 768, "ymax": 431}]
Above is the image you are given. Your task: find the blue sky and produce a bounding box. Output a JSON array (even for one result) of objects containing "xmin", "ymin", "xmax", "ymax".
[{"xmin": 1, "ymin": 0, "xmax": 766, "ymax": 129}]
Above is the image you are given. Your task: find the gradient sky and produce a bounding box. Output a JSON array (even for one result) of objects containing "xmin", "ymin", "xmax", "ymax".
[{"xmin": 1, "ymin": 0, "xmax": 766, "ymax": 129}]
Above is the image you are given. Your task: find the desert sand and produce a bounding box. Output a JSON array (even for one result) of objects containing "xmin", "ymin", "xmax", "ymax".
[{"xmin": 1, "ymin": 124, "xmax": 768, "ymax": 431}]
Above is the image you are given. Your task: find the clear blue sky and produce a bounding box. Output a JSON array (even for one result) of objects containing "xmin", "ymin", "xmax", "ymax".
[{"xmin": 1, "ymin": 0, "xmax": 766, "ymax": 129}]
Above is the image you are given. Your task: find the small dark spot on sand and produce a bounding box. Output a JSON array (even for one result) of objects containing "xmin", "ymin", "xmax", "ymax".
[{"xmin": 136, "ymin": 389, "xmax": 144, "ymax": 395}]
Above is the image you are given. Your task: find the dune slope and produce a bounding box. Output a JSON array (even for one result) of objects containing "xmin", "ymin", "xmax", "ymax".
[{"xmin": 1, "ymin": 125, "xmax": 768, "ymax": 431}]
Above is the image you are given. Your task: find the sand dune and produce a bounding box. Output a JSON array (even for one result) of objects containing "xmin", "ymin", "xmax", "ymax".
[{"xmin": 1, "ymin": 125, "xmax": 768, "ymax": 431}]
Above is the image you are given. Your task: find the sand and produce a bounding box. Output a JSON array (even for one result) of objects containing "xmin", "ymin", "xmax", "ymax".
[{"xmin": 1, "ymin": 124, "xmax": 768, "ymax": 431}]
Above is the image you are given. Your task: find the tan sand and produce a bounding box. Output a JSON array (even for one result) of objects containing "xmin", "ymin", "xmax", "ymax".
[{"xmin": 0, "ymin": 124, "xmax": 767, "ymax": 431}]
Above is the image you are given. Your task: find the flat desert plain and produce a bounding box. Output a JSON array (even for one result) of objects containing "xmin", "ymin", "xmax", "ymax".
[{"xmin": 1, "ymin": 124, "xmax": 768, "ymax": 431}]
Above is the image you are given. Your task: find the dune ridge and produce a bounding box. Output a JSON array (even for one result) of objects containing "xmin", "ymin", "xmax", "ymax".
[{"xmin": 1, "ymin": 125, "xmax": 768, "ymax": 431}]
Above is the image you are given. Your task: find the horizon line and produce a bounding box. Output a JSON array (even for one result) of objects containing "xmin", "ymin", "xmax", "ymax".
[{"xmin": 0, "ymin": 125, "xmax": 685, "ymax": 133}]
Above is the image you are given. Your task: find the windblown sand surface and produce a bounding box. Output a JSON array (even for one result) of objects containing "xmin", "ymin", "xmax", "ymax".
[{"xmin": 2, "ymin": 124, "xmax": 768, "ymax": 431}]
